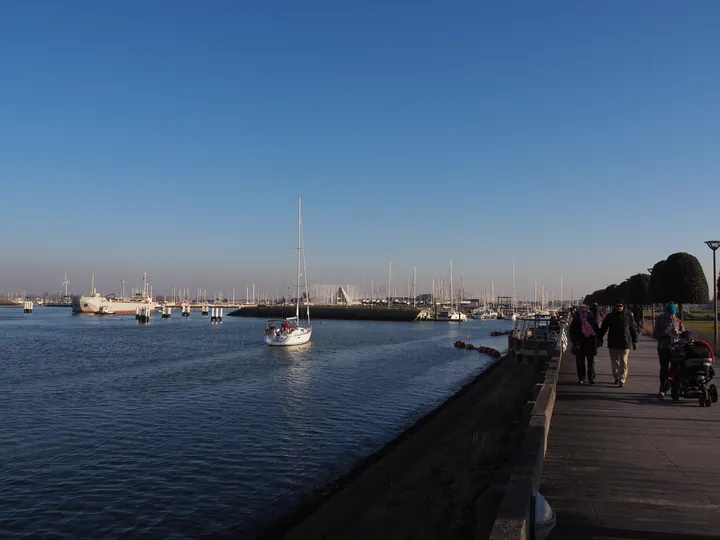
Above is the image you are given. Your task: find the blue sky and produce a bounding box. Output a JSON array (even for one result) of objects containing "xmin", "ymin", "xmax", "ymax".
[{"xmin": 1, "ymin": 0, "xmax": 719, "ymax": 299}]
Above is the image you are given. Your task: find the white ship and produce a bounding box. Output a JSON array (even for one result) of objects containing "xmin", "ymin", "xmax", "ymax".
[{"xmin": 72, "ymin": 273, "xmax": 157, "ymax": 314}]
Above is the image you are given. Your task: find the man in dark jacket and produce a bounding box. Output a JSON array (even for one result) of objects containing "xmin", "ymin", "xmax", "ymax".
[{"xmin": 599, "ymin": 300, "xmax": 638, "ymax": 387}]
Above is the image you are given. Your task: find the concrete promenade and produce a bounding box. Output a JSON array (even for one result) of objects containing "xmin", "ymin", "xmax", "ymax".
[{"xmin": 541, "ymin": 336, "xmax": 720, "ymax": 539}]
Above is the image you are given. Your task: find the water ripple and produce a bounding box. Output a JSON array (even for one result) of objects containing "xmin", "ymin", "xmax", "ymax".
[{"xmin": 0, "ymin": 308, "xmax": 511, "ymax": 538}]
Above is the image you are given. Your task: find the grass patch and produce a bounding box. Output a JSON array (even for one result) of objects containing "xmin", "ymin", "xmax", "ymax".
[
  {"xmin": 685, "ymin": 321, "xmax": 714, "ymax": 333},
  {"xmin": 684, "ymin": 321, "xmax": 719, "ymax": 354}
]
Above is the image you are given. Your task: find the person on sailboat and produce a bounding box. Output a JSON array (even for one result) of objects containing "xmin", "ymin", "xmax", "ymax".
[{"xmin": 282, "ymin": 320, "xmax": 290, "ymax": 332}]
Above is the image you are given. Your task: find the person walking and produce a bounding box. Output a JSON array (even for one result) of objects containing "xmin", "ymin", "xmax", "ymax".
[
  {"xmin": 599, "ymin": 300, "xmax": 638, "ymax": 387},
  {"xmin": 589, "ymin": 303, "xmax": 599, "ymax": 321},
  {"xmin": 631, "ymin": 304, "xmax": 643, "ymax": 330},
  {"xmin": 652, "ymin": 302, "xmax": 683, "ymax": 397},
  {"xmin": 569, "ymin": 304, "xmax": 600, "ymax": 384}
]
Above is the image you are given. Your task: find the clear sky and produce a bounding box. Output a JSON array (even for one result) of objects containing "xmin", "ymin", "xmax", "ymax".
[{"xmin": 1, "ymin": 0, "xmax": 719, "ymax": 299}]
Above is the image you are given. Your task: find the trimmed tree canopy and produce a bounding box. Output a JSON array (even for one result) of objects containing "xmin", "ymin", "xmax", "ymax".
[
  {"xmin": 663, "ymin": 252, "xmax": 709, "ymax": 305},
  {"xmin": 604, "ymin": 284, "xmax": 620, "ymax": 305},
  {"xmin": 617, "ymin": 280, "xmax": 632, "ymax": 304},
  {"xmin": 649, "ymin": 260, "xmax": 668, "ymax": 303},
  {"xmin": 583, "ymin": 251, "xmax": 708, "ymax": 309},
  {"xmin": 626, "ymin": 273, "xmax": 651, "ymax": 305},
  {"xmin": 584, "ymin": 289, "xmax": 604, "ymax": 305}
]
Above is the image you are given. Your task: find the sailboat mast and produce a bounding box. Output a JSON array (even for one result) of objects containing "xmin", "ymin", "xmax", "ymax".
[
  {"xmin": 512, "ymin": 262, "xmax": 516, "ymax": 311},
  {"xmin": 387, "ymin": 261, "xmax": 392, "ymax": 308},
  {"xmin": 296, "ymin": 195, "xmax": 301, "ymax": 321},
  {"xmin": 412, "ymin": 267, "xmax": 416, "ymax": 307},
  {"xmin": 300, "ymin": 201, "xmax": 311, "ymax": 324},
  {"xmin": 449, "ymin": 260, "xmax": 454, "ymax": 310}
]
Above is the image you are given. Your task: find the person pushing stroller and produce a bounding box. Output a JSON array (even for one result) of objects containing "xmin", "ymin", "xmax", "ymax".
[
  {"xmin": 652, "ymin": 302, "xmax": 683, "ymax": 397},
  {"xmin": 665, "ymin": 329, "xmax": 718, "ymax": 406}
]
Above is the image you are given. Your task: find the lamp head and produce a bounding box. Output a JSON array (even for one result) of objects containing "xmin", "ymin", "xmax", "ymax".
[{"xmin": 705, "ymin": 240, "xmax": 720, "ymax": 251}]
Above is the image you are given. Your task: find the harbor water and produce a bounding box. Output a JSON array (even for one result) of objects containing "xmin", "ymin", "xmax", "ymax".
[{"xmin": 1, "ymin": 308, "xmax": 512, "ymax": 538}]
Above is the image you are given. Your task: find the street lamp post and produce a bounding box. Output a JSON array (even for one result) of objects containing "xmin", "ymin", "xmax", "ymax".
[
  {"xmin": 704, "ymin": 241, "xmax": 720, "ymax": 351},
  {"xmin": 647, "ymin": 267, "xmax": 654, "ymax": 330}
]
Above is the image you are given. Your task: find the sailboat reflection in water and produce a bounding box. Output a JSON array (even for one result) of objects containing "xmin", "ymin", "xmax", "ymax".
[{"xmin": 264, "ymin": 195, "xmax": 312, "ymax": 346}]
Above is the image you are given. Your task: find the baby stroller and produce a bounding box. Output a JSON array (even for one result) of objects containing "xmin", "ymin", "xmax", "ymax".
[{"xmin": 668, "ymin": 331, "xmax": 718, "ymax": 407}]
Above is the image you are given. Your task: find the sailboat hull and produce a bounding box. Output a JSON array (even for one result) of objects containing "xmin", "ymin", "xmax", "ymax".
[
  {"xmin": 264, "ymin": 327, "xmax": 312, "ymax": 346},
  {"xmin": 435, "ymin": 310, "xmax": 468, "ymax": 322}
]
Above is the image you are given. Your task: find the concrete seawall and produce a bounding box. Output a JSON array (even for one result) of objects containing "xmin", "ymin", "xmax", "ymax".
[
  {"xmin": 259, "ymin": 350, "xmax": 548, "ymax": 540},
  {"xmin": 228, "ymin": 305, "xmax": 422, "ymax": 322}
]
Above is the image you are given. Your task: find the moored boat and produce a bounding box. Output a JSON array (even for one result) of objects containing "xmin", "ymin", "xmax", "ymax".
[
  {"xmin": 264, "ymin": 195, "xmax": 312, "ymax": 346},
  {"xmin": 72, "ymin": 273, "xmax": 156, "ymax": 314},
  {"xmin": 436, "ymin": 309, "xmax": 468, "ymax": 322},
  {"xmin": 434, "ymin": 260, "xmax": 467, "ymax": 322}
]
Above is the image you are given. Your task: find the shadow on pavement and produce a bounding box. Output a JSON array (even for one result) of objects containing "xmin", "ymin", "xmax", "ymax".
[{"xmin": 550, "ymin": 524, "xmax": 720, "ymax": 540}]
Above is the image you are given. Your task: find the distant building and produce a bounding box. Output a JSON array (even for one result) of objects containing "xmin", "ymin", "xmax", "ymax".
[{"xmin": 309, "ymin": 284, "xmax": 361, "ymax": 305}]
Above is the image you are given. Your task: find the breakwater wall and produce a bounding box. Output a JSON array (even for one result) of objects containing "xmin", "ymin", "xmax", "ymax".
[
  {"xmin": 227, "ymin": 305, "xmax": 421, "ymax": 322},
  {"xmin": 260, "ymin": 350, "xmax": 550, "ymax": 540},
  {"xmin": 488, "ymin": 319, "xmax": 567, "ymax": 540}
]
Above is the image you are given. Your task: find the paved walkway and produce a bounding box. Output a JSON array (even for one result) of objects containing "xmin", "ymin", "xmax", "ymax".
[{"xmin": 542, "ymin": 337, "xmax": 720, "ymax": 540}]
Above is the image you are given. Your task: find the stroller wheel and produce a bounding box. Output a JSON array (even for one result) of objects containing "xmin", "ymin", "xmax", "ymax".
[
  {"xmin": 707, "ymin": 397, "xmax": 713, "ymax": 407},
  {"xmin": 699, "ymin": 395, "xmax": 707, "ymax": 407},
  {"xmin": 710, "ymin": 384, "xmax": 718, "ymax": 403},
  {"xmin": 671, "ymin": 380, "xmax": 680, "ymax": 401}
]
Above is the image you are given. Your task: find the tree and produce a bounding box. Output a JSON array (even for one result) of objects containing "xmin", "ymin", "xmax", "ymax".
[
  {"xmin": 626, "ymin": 273, "xmax": 651, "ymax": 305},
  {"xmin": 649, "ymin": 260, "xmax": 668, "ymax": 303},
  {"xmin": 589, "ymin": 289, "xmax": 602, "ymax": 306},
  {"xmin": 617, "ymin": 280, "xmax": 632, "ymax": 304},
  {"xmin": 604, "ymin": 284, "xmax": 620, "ymax": 305},
  {"xmin": 663, "ymin": 252, "xmax": 709, "ymax": 306},
  {"xmin": 716, "ymin": 272, "xmax": 720, "ymax": 301},
  {"xmin": 597, "ymin": 288, "xmax": 610, "ymax": 306},
  {"xmin": 584, "ymin": 289, "xmax": 603, "ymax": 305}
]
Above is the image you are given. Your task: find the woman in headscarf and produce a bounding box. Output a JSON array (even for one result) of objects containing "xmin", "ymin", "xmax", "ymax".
[
  {"xmin": 652, "ymin": 302, "xmax": 683, "ymax": 397},
  {"xmin": 569, "ymin": 304, "xmax": 601, "ymax": 384}
]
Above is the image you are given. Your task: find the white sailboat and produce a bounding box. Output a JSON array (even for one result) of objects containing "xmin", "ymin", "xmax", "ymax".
[
  {"xmin": 436, "ymin": 260, "xmax": 467, "ymax": 322},
  {"xmin": 264, "ymin": 195, "xmax": 312, "ymax": 346}
]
